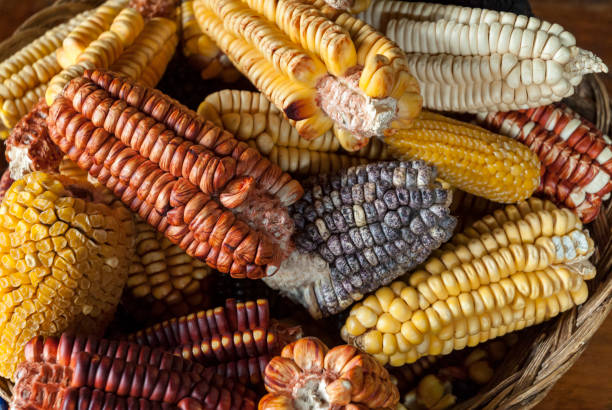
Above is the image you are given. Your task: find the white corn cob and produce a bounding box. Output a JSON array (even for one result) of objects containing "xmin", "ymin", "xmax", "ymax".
[{"xmin": 358, "ymin": 1, "xmax": 608, "ymax": 113}]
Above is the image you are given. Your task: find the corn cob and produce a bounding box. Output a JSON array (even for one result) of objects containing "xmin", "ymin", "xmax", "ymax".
[
  {"xmin": 47, "ymin": 69, "xmax": 303, "ymax": 278},
  {"xmin": 5, "ymin": 98, "xmax": 63, "ymax": 180},
  {"xmin": 0, "ymin": 7, "xmax": 95, "ymax": 128},
  {"xmin": 0, "ymin": 171, "xmax": 135, "ymax": 380},
  {"xmin": 358, "ymin": 1, "xmax": 608, "ymax": 113},
  {"xmin": 260, "ymin": 336, "xmax": 399, "ymax": 409},
  {"xmin": 322, "ymin": 0, "xmax": 372, "ymax": 13},
  {"xmin": 0, "ymin": 170, "xmax": 13, "ymax": 202},
  {"xmin": 402, "ymin": 374, "xmax": 456, "ymax": 410},
  {"xmin": 341, "ymin": 198, "xmax": 595, "ymax": 366},
  {"xmin": 264, "ymin": 161, "xmax": 456, "ymax": 318},
  {"xmin": 476, "ymin": 103, "xmax": 612, "ymax": 221},
  {"xmin": 129, "ymin": 0, "xmax": 178, "ymax": 20},
  {"xmin": 127, "ymin": 299, "xmax": 299, "ymax": 385},
  {"xmin": 198, "ymin": 90, "xmax": 391, "ymax": 175},
  {"xmin": 12, "ymin": 349, "xmax": 258, "ymax": 410},
  {"xmin": 180, "ymin": 0, "xmax": 241, "ymax": 82},
  {"xmin": 192, "ymin": 0, "xmax": 421, "ymax": 151},
  {"xmin": 125, "ymin": 218, "xmax": 213, "ymax": 320},
  {"xmin": 385, "ymin": 111, "xmax": 541, "ymax": 203}
]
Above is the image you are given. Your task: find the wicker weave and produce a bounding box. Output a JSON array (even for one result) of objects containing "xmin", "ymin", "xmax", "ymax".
[{"xmin": 0, "ymin": 1, "xmax": 610, "ymax": 408}]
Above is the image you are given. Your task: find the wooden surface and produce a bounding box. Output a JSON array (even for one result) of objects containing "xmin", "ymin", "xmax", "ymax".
[{"xmin": 0, "ymin": 1, "xmax": 611, "ymax": 409}]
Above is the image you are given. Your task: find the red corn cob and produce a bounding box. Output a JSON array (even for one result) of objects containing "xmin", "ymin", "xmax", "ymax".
[{"xmin": 476, "ymin": 106, "xmax": 611, "ymax": 222}]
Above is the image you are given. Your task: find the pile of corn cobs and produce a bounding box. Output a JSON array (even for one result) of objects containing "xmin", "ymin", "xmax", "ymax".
[{"xmin": 0, "ymin": 0, "xmax": 607, "ymax": 409}]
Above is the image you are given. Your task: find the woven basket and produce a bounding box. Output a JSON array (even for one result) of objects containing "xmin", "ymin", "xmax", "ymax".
[{"xmin": 0, "ymin": 1, "xmax": 610, "ymax": 409}]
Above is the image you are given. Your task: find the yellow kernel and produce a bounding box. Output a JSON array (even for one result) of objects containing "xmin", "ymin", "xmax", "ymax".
[
  {"xmin": 388, "ymin": 298, "xmax": 412, "ymax": 322},
  {"xmin": 22, "ymin": 208, "xmax": 39, "ymax": 224},
  {"xmin": 382, "ymin": 332, "xmax": 398, "ymax": 355},
  {"xmin": 353, "ymin": 305, "xmax": 377, "ymax": 328},
  {"xmin": 345, "ymin": 316, "xmax": 366, "ymax": 336},
  {"xmin": 400, "ymin": 286, "xmax": 420, "ymax": 311},
  {"xmin": 30, "ymin": 224, "xmax": 49, "ymax": 241},
  {"xmin": 49, "ymin": 221, "xmax": 69, "ymax": 236},
  {"xmin": 417, "ymin": 375, "xmax": 445, "ymax": 409},
  {"xmin": 362, "ymin": 295, "xmax": 383, "ymax": 314},
  {"xmin": 376, "ymin": 312, "xmax": 401, "ymax": 334},
  {"xmin": 375, "ymin": 287, "xmax": 396, "ymax": 312},
  {"xmin": 401, "ymin": 321, "xmax": 423, "ymax": 345},
  {"xmin": 388, "ymin": 352, "xmax": 407, "ymax": 367},
  {"xmin": 390, "ymin": 280, "xmax": 406, "ymax": 295},
  {"xmin": 411, "ymin": 310, "xmax": 430, "ymax": 334},
  {"xmin": 39, "ymin": 208, "xmax": 57, "ymax": 224},
  {"xmin": 35, "ymin": 238, "xmax": 53, "ymax": 253},
  {"xmin": 468, "ymin": 361, "xmax": 494, "ymax": 384},
  {"xmin": 362, "ymin": 330, "xmax": 383, "ymax": 354}
]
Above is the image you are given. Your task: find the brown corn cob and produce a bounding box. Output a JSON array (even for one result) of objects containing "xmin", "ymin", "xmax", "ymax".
[
  {"xmin": 260, "ymin": 336, "xmax": 399, "ymax": 409},
  {"xmin": 0, "ymin": 7, "xmax": 95, "ymax": 128},
  {"xmin": 180, "ymin": 0, "xmax": 242, "ymax": 82},
  {"xmin": 385, "ymin": 111, "xmax": 541, "ymax": 203},
  {"xmin": 47, "ymin": 69, "xmax": 303, "ymax": 278},
  {"xmin": 476, "ymin": 104, "xmax": 611, "ymax": 221},
  {"xmin": 11, "ymin": 350, "xmax": 257, "ymax": 410},
  {"xmin": 0, "ymin": 171, "xmax": 135, "ymax": 380},
  {"xmin": 193, "ymin": 0, "xmax": 421, "ymax": 151},
  {"xmin": 198, "ymin": 89, "xmax": 392, "ymax": 175},
  {"xmin": 341, "ymin": 198, "xmax": 595, "ymax": 366},
  {"xmin": 5, "ymin": 98, "xmax": 63, "ymax": 180}
]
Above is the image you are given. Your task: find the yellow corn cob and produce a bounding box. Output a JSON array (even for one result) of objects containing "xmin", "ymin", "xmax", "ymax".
[
  {"xmin": 45, "ymin": 7, "xmax": 146, "ymax": 105},
  {"xmin": 385, "ymin": 111, "xmax": 540, "ymax": 203},
  {"xmin": 198, "ymin": 89, "xmax": 390, "ymax": 174},
  {"xmin": 341, "ymin": 198, "xmax": 595, "ymax": 366},
  {"xmin": 109, "ymin": 17, "xmax": 178, "ymax": 86},
  {"xmin": 193, "ymin": 0, "xmax": 421, "ymax": 150},
  {"xmin": 125, "ymin": 218, "xmax": 212, "ymax": 319},
  {"xmin": 56, "ymin": 3, "xmax": 126, "ymax": 68},
  {"xmin": 0, "ymin": 171, "xmax": 134, "ymax": 380},
  {"xmin": 180, "ymin": 0, "xmax": 241, "ymax": 82},
  {"xmin": 0, "ymin": 8, "xmax": 95, "ymax": 128}
]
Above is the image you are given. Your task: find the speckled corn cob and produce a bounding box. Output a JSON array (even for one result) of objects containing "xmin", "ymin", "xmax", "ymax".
[
  {"xmin": 0, "ymin": 172, "xmax": 135, "ymax": 380},
  {"xmin": 264, "ymin": 161, "xmax": 456, "ymax": 318},
  {"xmin": 125, "ymin": 218, "xmax": 213, "ymax": 320},
  {"xmin": 198, "ymin": 90, "xmax": 391, "ymax": 175},
  {"xmin": 180, "ymin": 0, "xmax": 241, "ymax": 82},
  {"xmin": 11, "ymin": 349, "xmax": 258, "ymax": 410},
  {"xmin": 341, "ymin": 198, "xmax": 595, "ymax": 366},
  {"xmin": 476, "ymin": 103, "xmax": 612, "ymax": 222},
  {"xmin": 260, "ymin": 336, "xmax": 399, "ymax": 409},
  {"xmin": 127, "ymin": 299, "xmax": 297, "ymax": 385},
  {"xmin": 192, "ymin": 0, "xmax": 421, "ymax": 151},
  {"xmin": 358, "ymin": 1, "xmax": 608, "ymax": 113},
  {"xmin": 385, "ymin": 111, "xmax": 541, "ymax": 203},
  {"xmin": 0, "ymin": 7, "xmax": 95, "ymax": 128},
  {"xmin": 5, "ymin": 98, "xmax": 63, "ymax": 180},
  {"xmin": 47, "ymin": 69, "xmax": 303, "ymax": 278}
]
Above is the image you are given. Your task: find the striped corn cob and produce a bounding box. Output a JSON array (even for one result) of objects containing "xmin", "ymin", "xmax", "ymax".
[
  {"xmin": 125, "ymin": 218, "xmax": 213, "ymax": 320},
  {"xmin": 5, "ymin": 98, "xmax": 63, "ymax": 180},
  {"xmin": 341, "ymin": 198, "xmax": 595, "ymax": 366},
  {"xmin": 127, "ymin": 299, "xmax": 299, "ymax": 385},
  {"xmin": 180, "ymin": 0, "xmax": 241, "ymax": 82},
  {"xmin": 198, "ymin": 90, "xmax": 391, "ymax": 175},
  {"xmin": 476, "ymin": 103, "xmax": 612, "ymax": 222},
  {"xmin": 264, "ymin": 161, "xmax": 456, "ymax": 318},
  {"xmin": 45, "ymin": 0, "xmax": 179, "ymax": 105},
  {"xmin": 260, "ymin": 337, "xmax": 399, "ymax": 409},
  {"xmin": 358, "ymin": 1, "xmax": 608, "ymax": 113},
  {"xmin": 18, "ymin": 333, "xmax": 259, "ymax": 403},
  {"xmin": 0, "ymin": 172, "xmax": 135, "ymax": 380},
  {"xmin": 12, "ymin": 337, "xmax": 258, "ymax": 410},
  {"xmin": 192, "ymin": 0, "xmax": 421, "ymax": 151},
  {"xmin": 0, "ymin": 7, "xmax": 96, "ymax": 128},
  {"xmin": 385, "ymin": 111, "xmax": 541, "ymax": 203},
  {"xmin": 47, "ymin": 69, "xmax": 303, "ymax": 278}
]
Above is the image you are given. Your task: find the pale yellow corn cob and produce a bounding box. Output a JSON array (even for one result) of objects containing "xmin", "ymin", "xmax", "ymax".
[
  {"xmin": 110, "ymin": 17, "xmax": 177, "ymax": 86},
  {"xmin": 193, "ymin": 0, "xmax": 421, "ymax": 149},
  {"xmin": 341, "ymin": 199, "xmax": 595, "ymax": 366},
  {"xmin": 358, "ymin": 0, "xmax": 608, "ymax": 112},
  {"xmin": 0, "ymin": 171, "xmax": 134, "ymax": 380},
  {"xmin": 385, "ymin": 111, "xmax": 540, "ymax": 203},
  {"xmin": 125, "ymin": 218, "xmax": 212, "ymax": 319},
  {"xmin": 0, "ymin": 9, "xmax": 94, "ymax": 128},
  {"xmin": 180, "ymin": 0, "xmax": 241, "ymax": 82},
  {"xmin": 56, "ymin": 4, "xmax": 124, "ymax": 68},
  {"xmin": 45, "ymin": 7, "xmax": 145, "ymax": 105}
]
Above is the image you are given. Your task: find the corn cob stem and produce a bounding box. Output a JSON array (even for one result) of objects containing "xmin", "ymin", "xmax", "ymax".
[
  {"xmin": 385, "ymin": 111, "xmax": 541, "ymax": 203},
  {"xmin": 341, "ymin": 199, "xmax": 595, "ymax": 366}
]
